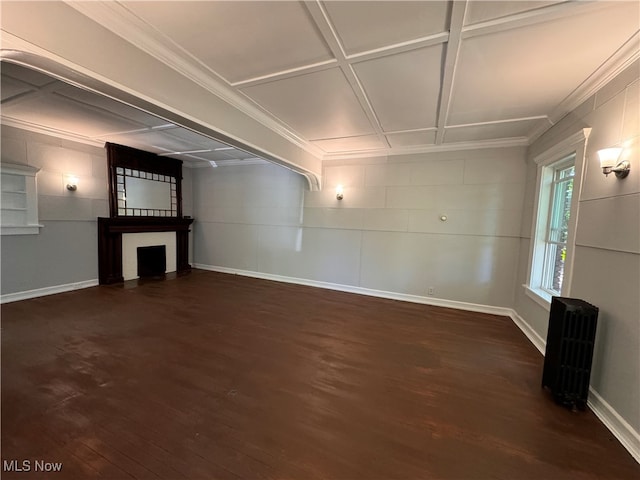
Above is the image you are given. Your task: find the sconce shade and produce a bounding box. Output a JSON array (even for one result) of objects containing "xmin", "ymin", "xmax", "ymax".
[
  {"xmin": 597, "ymin": 147, "xmax": 630, "ymax": 179},
  {"xmin": 597, "ymin": 147, "xmax": 622, "ymax": 168},
  {"xmin": 336, "ymin": 185, "xmax": 344, "ymax": 200}
]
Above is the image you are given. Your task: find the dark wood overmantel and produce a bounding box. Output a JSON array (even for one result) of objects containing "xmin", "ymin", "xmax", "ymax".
[{"xmin": 98, "ymin": 217, "xmax": 193, "ymax": 285}]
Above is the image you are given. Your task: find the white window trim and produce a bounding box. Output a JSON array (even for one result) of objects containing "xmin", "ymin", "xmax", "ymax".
[
  {"xmin": 525, "ymin": 128, "xmax": 591, "ymax": 310},
  {"xmin": 1, "ymin": 162, "xmax": 43, "ymax": 235}
]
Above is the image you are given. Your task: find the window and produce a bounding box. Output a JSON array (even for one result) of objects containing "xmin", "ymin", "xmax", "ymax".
[
  {"xmin": 540, "ymin": 158, "xmax": 574, "ymax": 294},
  {"xmin": 526, "ymin": 129, "xmax": 590, "ymax": 309},
  {"xmin": 0, "ymin": 163, "xmax": 42, "ymax": 235}
]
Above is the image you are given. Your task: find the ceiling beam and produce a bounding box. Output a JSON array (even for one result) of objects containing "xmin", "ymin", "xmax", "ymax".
[
  {"xmin": 64, "ymin": 0, "xmax": 327, "ymax": 164},
  {"xmin": 230, "ymin": 59, "xmax": 338, "ymax": 88},
  {"xmin": 304, "ymin": 0, "xmax": 389, "ymax": 150},
  {"xmin": 345, "ymin": 32, "xmax": 449, "ymax": 63},
  {"xmin": 435, "ymin": 0, "xmax": 468, "ymax": 145}
]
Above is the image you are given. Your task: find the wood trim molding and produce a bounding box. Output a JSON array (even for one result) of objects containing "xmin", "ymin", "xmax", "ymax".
[
  {"xmin": 98, "ymin": 217, "xmax": 193, "ymax": 285},
  {"xmin": 106, "ymin": 143, "xmax": 184, "ymax": 218}
]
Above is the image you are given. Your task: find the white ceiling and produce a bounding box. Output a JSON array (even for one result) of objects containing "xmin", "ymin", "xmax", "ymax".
[
  {"xmin": 0, "ymin": 62, "xmax": 269, "ymax": 167},
  {"xmin": 2, "ymin": 0, "xmax": 639, "ymax": 165}
]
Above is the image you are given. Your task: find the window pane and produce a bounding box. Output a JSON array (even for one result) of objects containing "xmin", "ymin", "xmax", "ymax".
[
  {"xmin": 543, "ymin": 173, "xmax": 573, "ymax": 294},
  {"xmin": 542, "ymin": 242, "xmax": 567, "ymax": 293},
  {"xmin": 557, "ymin": 165, "xmax": 575, "ymax": 180},
  {"xmin": 542, "ymin": 242, "xmax": 558, "ymax": 292},
  {"xmin": 552, "ymin": 244, "xmax": 567, "ymax": 292},
  {"xmin": 548, "ymin": 178, "xmax": 573, "ymax": 243}
]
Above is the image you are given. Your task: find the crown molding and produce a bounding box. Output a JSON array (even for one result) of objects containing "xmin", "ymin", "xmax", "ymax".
[
  {"xmin": 462, "ymin": 1, "xmax": 616, "ymax": 41},
  {"xmin": 533, "ymin": 128, "xmax": 591, "ymax": 166},
  {"xmin": 2, "ymin": 34, "xmax": 323, "ymax": 190},
  {"xmin": 322, "ymin": 137, "xmax": 529, "ymax": 161},
  {"xmin": 1, "ymin": 118, "xmax": 105, "ymax": 148},
  {"xmin": 64, "ymin": 1, "xmax": 325, "ymax": 161},
  {"xmin": 529, "ymin": 31, "xmax": 640, "ymax": 145},
  {"xmin": 554, "ymin": 31, "xmax": 639, "ymax": 124}
]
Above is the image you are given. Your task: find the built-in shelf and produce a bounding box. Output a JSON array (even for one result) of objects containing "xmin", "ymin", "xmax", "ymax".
[{"xmin": 0, "ymin": 163, "xmax": 42, "ymax": 235}]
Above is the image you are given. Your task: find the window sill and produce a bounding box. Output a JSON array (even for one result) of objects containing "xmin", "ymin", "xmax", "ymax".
[
  {"xmin": 523, "ymin": 285, "xmax": 552, "ymax": 311},
  {"xmin": 1, "ymin": 224, "xmax": 44, "ymax": 235}
]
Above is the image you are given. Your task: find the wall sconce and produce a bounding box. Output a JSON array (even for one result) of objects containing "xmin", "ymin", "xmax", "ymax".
[
  {"xmin": 597, "ymin": 147, "xmax": 630, "ymax": 179},
  {"xmin": 65, "ymin": 175, "xmax": 79, "ymax": 191},
  {"xmin": 336, "ymin": 184, "xmax": 344, "ymax": 200}
]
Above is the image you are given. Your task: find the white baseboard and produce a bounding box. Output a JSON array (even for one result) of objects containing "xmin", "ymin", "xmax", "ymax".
[
  {"xmin": 5, "ymin": 265, "xmax": 636, "ymax": 463},
  {"xmin": 508, "ymin": 310, "xmax": 546, "ymax": 355},
  {"xmin": 196, "ymin": 263, "xmax": 640, "ymax": 464},
  {"xmin": 588, "ymin": 387, "xmax": 640, "ymax": 463},
  {"xmin": 507, "ymin": 305, "xmax": 640, "ymax": 464},
  {"xmin": 193, "ymin": 263, "xmax": 513, "ymax": 317},
  {"xmin": 0, "ymin": 279, "xmax": 99, "ymax": 304}
]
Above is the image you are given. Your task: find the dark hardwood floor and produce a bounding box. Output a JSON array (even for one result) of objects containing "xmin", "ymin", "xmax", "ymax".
[{"xmin": 2, "ymin": 270, "xmax": 638, "ymax": 479}]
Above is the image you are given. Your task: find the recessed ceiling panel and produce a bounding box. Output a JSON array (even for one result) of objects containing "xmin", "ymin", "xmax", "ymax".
[
  {"xmin": 241, "ymin": 68, "xmax": 375, "ymax": 140},
  {"xmin": 108, "ymin": 130, "xmax": 202, "ymax": 153},
  {"xmin": 54, "ymin": 85, "xmax": 169, "ymax": 128},
  {"xmin": 123, "ymin": 1, "xmax": 333, "ymax": 83},
  {"xmin": 464, "ymin": 1, "xmax": 564, "ymax": 26},
  {"xmin": 2, "ymin": 95, "xmax": 146, "ymax": 138},
  {"xmin": 311, "ymin": 135, "xmax": 386, "ymax": 153},
  {"xmin": 161, "ymin": 127, "xmax": 230, "ymax": 150},
  {"xmin": 324, "ymin": 1, "xmax": 450, "ymax": 55},
  {"xmin": 224, "ymin": 149, "xmax": 259, "ymax": 160},
  {"xmin": 1, "ymin": 62, "xmax": 58, "ymax": 87},
  {"xmin": 185, "ymin": 150, "xmax": 238, "ymax": 162},
  {"xmin": 88, "ymin": 134, "xmax": 164, "ymax": 153},
  {"xmin": 353, "ymin": 46, "xmax": 443, "ymax": 132},
  {"xmin": 0, "ymin": 62, "xmax": 275, "ymax": 167},
  {"xmin": 1, "ymin": 77, "xmax": 32, "ymax": 101},
  {"xmin": 449, "ymin": 2, "xmax": 640, "ymax": 125},
  {"xmin": 386, "ymin": 131, "xmax": 437, "ymax": 148},
  {"xmin": 443, "ymin": 119, "xmax": 541, "ymax": 143}
]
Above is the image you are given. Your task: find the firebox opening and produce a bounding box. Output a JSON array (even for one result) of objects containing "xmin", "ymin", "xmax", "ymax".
[{"xmin": 137, "ymin": 245, "xmax": 166, "ymax": 278}]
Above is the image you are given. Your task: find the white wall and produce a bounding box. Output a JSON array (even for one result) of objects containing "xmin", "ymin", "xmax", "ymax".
[
  {"xmin": 1, "ymin": 126, "xmax": 107, "ymax": 295},
  {"xmin": 193, "ymin": 146, "xmax": 527, "ymax": 308},
  {"xmin": 0, "ymin": 126, "xmax": 195, "ymax": 296},
  {"xmin": 514, "ymin": 61, "xmax": 639, "ymax": 445}
]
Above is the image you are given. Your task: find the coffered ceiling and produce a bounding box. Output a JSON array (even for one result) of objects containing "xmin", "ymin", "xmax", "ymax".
[
  {"xmin": 2, "ymin": 0, "xmax": 639, "ymax": 166},
  {"xmin": 0, "ymin": 61, "xmax": 270, "ymax": 167}
]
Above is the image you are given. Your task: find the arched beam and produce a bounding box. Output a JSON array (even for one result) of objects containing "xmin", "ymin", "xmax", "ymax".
[{"xmin": 0, "ymin": 1, "xmax": 322, "ymax": 190}]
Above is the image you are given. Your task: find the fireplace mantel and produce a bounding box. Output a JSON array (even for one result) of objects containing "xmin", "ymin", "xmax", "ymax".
[{"xmin": 98, "ymin": 217, "xmax": 193, "ymax": 284}]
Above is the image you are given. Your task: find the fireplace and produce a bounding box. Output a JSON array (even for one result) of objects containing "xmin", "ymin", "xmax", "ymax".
[
  {"xmin": 98, "ymin": 217, "xmax": 193, "ymax": 284},
  {"xmin": 137, "ymin": 245, "xmax": 166, "ymax": 277},
  {"xmin": 122, "ymin": 231, "xmax": 176, "ymax": 281}
]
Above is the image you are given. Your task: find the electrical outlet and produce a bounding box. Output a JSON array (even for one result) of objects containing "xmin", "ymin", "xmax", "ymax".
[{"xmin": 428, "ymin": 287, "xmax": 435, "ymax": 295}]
